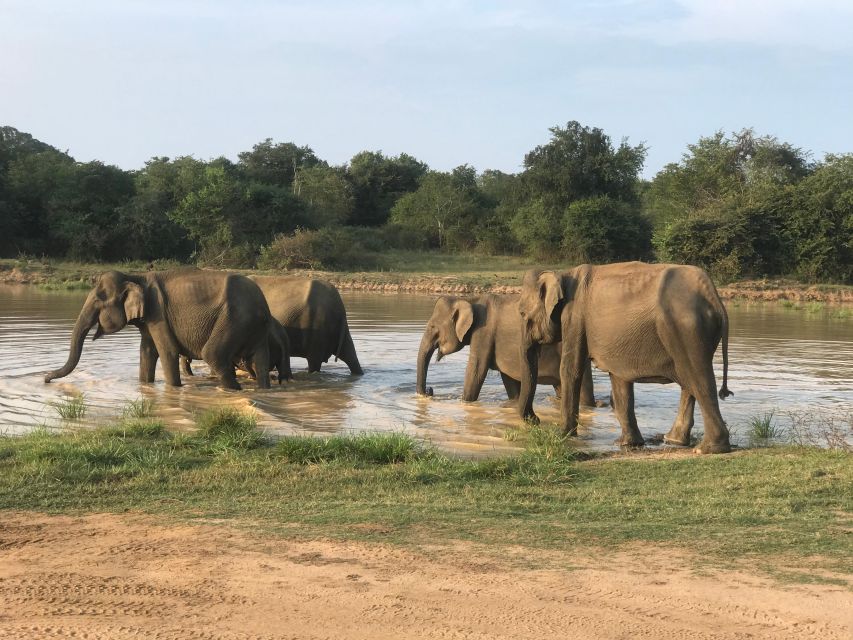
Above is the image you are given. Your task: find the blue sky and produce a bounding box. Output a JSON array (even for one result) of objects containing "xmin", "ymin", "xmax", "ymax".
[{"xmin": 2, "ymin": 0, "xmax": 852, "ymax": 177}]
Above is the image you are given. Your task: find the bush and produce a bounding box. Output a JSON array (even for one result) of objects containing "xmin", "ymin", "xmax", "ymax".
[
  {"xmin": 258, "ymin": 227, "xmax": 386, "ymax": 271},
  {"xmin": 561, "ymin": 196, "xmax": 652, "ymax": 263}
]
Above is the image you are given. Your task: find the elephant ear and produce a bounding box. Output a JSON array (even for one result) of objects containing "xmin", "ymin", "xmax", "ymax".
[
  {"xmin": 453, "ymin": 300, "xmax": 474, "ymax": 342},
  {"xmin": 538, "ymin": 271, "xmax": 563, "ymax": 317},
  {"xmin": 123, "ymin": 282, "xmax": 145, "ymax": 322}
]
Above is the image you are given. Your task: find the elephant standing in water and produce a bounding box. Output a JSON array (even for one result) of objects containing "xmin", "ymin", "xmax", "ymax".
[
  {"xmin": 416, "ymin": 294, "xmax": 598, "ymax": 406},
  {"xmin": 45, "ymin": 269, "xmax": 274, "ymax": 390},
  {"xmin": 234, "ymin": 317, "xmax": 293, "ymax": 383},
  {"xmin": 183, "ymin": 276, "xmax": 362, "ymax": 376},
  {"xmin": 517, "ymin": 262, "xmax": 733, "ymax": 454}
]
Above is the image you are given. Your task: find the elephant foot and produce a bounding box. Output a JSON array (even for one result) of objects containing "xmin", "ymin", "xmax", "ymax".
[
  {"xmin": 595, "ymin": 396, "xmax": 612, "ymax": 408},
  {"xmin": 523, "ymin": 412, "xmax": 541, "ymax": 426},
  {"xmin": 663, "ymin": 432, "xmax": 691, "ymax": 447},
  {"xmin": 693, "ymin": 439, "xmax": 732, "ymax": 455},
  {"xmin": 615, "ymin": 436, "xmax": 645, "ymax": 448}
]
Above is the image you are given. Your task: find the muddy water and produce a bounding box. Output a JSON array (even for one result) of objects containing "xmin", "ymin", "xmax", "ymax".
[{"xmin": 1, "ymin": 285, "xmax": 851, "ymax": 455}]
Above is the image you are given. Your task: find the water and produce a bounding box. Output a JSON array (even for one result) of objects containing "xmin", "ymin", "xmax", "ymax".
[{"xmin": 0, "ymin": 285, "xmax": 851, "ymax": 454}]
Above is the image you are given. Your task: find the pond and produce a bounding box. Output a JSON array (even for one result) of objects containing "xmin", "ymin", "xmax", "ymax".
[{"xmin": 0, "ymin": 285, "xmax": 851, "ymax": 454}]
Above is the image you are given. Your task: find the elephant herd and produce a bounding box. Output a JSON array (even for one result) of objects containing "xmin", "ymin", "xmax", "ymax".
[{"xmin": 46, "ymin": 262, "xmax": 733, "ymax": 454}]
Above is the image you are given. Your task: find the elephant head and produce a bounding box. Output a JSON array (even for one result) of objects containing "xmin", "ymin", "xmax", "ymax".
[
  {"xmin": 416, "ymin": 297, "xmax": 474, "ymax": 396},
  {"xmin": 518, "ymin": 270, "xmax": 564, "ymax": 347},
  {"xmin": 45, "ymin": 271, "xmax": 145, "ymax": 382}
]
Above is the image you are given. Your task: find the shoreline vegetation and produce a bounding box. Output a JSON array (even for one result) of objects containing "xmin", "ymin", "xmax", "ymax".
[
  {"xmin": 1, "ymin": 405, "xmax": 851, "ymax": 579},
  {"xmin": 3, "ymin": 256, "xmax": 853, "ymax": 304}
]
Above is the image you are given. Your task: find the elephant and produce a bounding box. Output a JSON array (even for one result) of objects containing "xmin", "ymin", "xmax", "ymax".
[
  {"xmin": 517, "ymin": 262, "xmax": 733, "ymax": 454},
  {"xmin": 181, "ymin": 275, "xmax": 362, "ymax": 376},
  {"xmin": 45, "ymin": 269, "xmax": 274, "ymax": 390},
  {"xmin": 416, "ymin": 294, "xmax": 599, "ymax": 406}
]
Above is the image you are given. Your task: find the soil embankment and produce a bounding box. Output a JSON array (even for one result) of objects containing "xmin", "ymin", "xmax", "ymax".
[
  {"xmin": 2, "ymin": 261, "xmax": 852, "ymax": 303},
  {"xmin": 0, "ymin": 512, "xmax": 850, "ymax": 640}
]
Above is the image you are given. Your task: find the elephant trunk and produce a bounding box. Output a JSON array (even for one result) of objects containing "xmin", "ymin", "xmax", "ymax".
[
  {"xmin": 44, "ymin": 297, "xmax": 98, "ymax": 383},
  {"xmin": 416, "ymin": 330, "xmax": 437, "ymax": 397}
]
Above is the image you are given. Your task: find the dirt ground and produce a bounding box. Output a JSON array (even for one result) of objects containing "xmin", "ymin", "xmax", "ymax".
[{"xmin": 0, "ymin": 512, "xmax": 850, "ymax": 640}]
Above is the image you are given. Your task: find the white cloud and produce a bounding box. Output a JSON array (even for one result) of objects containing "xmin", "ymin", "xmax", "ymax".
[{"xmin": 625, "ymin": 0, "xmax": 853, "ymax": 52}]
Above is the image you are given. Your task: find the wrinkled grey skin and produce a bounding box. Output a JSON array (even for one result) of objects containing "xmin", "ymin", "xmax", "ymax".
[
  {"xmin": 182, "ymin": 276, "xmax": 362, "ymax": 376},
  {"xmin": 416, "ymin": 295, "xmax": 598, "ymax": 406},
  {"xmin": 517, "ymin": 262, "xmax": 733, "ymax": 454},
  {"xmin": 253, "ymin": 276, "xmax": 362, "ymax": 375},
  {"xmin": 45, "ymin": 269, "xmax": 273, "ymax": 391},
  {"xmin": 230, "ymin": 317, "xmax": 293, "ymax": 383}
]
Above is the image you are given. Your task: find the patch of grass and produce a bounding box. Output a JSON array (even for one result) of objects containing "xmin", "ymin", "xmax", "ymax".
[
  {"xmin": 52, "ymin": 395, "xmax": 87, "ymax": 420},
  {"xmin": 746, "ymin": 412, "xmax": 782, "ymax": 444},
  {"xmin": 122, "ymin": 397, "xmax": 154, "ymax": 419},
  {"xmin": 805, "ymin": 302, "xmax": 825, "ymax": 314},
  {"xmin": 195, "ymin": 407, "xmax": 266, "ymax": 451},
  {"xmin": 0, "ymin": 410, "xmax": 850, "ymax": 573},
  {"xmin": 276, "ymin": 431, "xmax": 423, "ymax": 465},
  {"xmin": 829, "ymin": 307, "xmax": 851, "ymax": 320}
]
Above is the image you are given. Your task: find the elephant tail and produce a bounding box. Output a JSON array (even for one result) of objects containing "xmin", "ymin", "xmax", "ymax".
[{"xmin": 718, "ymin": 304, "xmax": 733, "ymax": 400}]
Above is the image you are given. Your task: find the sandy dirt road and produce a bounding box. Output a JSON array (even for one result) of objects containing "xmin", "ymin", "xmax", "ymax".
[{"xmin": 0, "ymin": 512, "xmax": 850, "ymax": 639}]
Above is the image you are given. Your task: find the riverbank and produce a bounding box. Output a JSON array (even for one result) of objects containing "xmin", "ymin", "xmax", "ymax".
[
  {"xmin": 3, "ymin": 256, "xmax": 852, "ymax": 303},
  {"xmin": 1, "ymin": 409, "xmax": 851, "ymax": 638}
]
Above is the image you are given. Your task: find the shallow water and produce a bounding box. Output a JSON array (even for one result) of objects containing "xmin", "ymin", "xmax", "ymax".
[{"xmin": 0, "ymin": 285, "xmax": 851, "ymax": 454}]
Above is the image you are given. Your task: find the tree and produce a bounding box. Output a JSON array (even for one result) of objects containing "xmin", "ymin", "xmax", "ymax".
[
  {"xmin": 523, "ymin": 121, "xmax": 646, "ymax": 207},
  {"xmin": 238, "ymin": 139, "xmax": 324, "ymax": 187},
  {"xmin": 562, "ymin": 196, "xmax": 652, "ymax": 264},
  {"xmin": 346, "ymin": 151, "xmax": 428, "ymax": 226},
  {"xmin": 787, "ymin": 154, "xmax": 853, "ymax": 283},
  {"xmin": 390, "ymin": 165, "xmax": 487, "ymax": 249},
  {"xmin": 293, "ymin": 166, "xmax": 354, "ymax": 227}
]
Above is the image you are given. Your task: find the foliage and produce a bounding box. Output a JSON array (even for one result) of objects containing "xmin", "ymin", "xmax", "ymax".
[
  {"xmin": 0, "ymin": 124, "xmax": 851, "ymax": 282},
  {"xmin": 258, "ymin": 227, "xmax": 386, "ymax": 271}
]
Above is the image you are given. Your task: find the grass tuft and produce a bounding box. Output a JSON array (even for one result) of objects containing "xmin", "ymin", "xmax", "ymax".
[
  {"xmin": 747, "ymin": 412, "xmax": 782, "ymax": 444},
  {"xmin": 122, "ymin": 397, "xmax": 154, "ymax": 419},
  {"xmin": 195, "ymin": 407, "xmax": 265, "ymax": 451},
  {"xmin": 102, "ymin": 420, "xmax": 166, "ymax": 439},
  {"xmin": 276, "ymin": 431, "xmax": 422, "ymax": 465},
  {"xmin": 52, "ymin": 395, "xmax": 87, "ymax": 420}
]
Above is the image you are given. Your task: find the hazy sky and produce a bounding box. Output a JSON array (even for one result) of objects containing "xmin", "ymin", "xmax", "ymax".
[{"xmin": 3, "ymin": 0, "xmax": 852, "ymax": 177}]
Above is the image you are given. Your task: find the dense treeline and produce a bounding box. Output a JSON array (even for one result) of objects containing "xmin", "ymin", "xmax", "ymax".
[{"xmin": 0, "ymin": 123, "xmax": 850, "ymax": 283}]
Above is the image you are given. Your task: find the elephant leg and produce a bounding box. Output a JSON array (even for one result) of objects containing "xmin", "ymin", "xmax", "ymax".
[
  {"xmin": 559, "ymin": 334, "xmax": 588, "ymax": 436},
  {"xmin": 664, "ymin": 389, "xmax": 696, "ymax": 446},
  {"xmin": 580, "ymin": 359, "xmax": 595, "ymax": 407},
  {"xmin": 159, "ymin": 351, "xmax": 182, "ymax": 387},
  {"xmin": 553, "ymin": 384, "xmax": 561, "ymax": 399},
  {"xmin": 462, "ymin": 356, "xmax": 489, "ymax": 402},
  {"xmin": 662, "ymin": 324, "xmax": 731, "ymax": 454},
  {"xmin": 250, "ymin": 342, "xmax": 271, "ymax": 390},
  {"xmin": 610, "ymin": 375, "xmax": 644, "ymax": 447},
  {"xmin": 688, "ymin": 365, "xmax": 730, "ymax": 454},
  {"xmin": 339, "ymin": 331, "xmax": 364, "ymax": 376},
  {"xmin": 147, "ymin": 326, "xmax": 181, "ymax": 387},
  {"xmin": 201, "ymin": 339, "xmax": 241, "ymax": 391},
  {"xmin": 181, "ymin": 356, "xmax": 194, "ymax": 377},
  {"xmin": 139, "ymin": 329, "xmax": 158, "ymax": 383},
  {"xmin": 307, "ymin": 349, "xmax": 324, "ymax": 373},
  {"xmin": 501, "ymin": 372, "xmax": 521, "ymax": 401}
]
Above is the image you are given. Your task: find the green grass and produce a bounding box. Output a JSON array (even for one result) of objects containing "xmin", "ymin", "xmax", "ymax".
[
  {"xmin": 51, "ymin": 395, "xmax": 87, "ymax": 420},
  {"xmin": 121, "ymin": 397, "xmax": 155, "ymax": 419},
  {"xmin": 0, "ymin": 408, "xmax": 850, "ymax": 575},
  {"xmin": 746, "ymin": 412, "xmax": 783, "ymax": 444}
]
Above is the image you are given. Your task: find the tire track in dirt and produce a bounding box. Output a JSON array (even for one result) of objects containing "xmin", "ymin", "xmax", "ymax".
[{"xmin": 0, "ymin": 512, "xmax": 850, "ymax": 640}]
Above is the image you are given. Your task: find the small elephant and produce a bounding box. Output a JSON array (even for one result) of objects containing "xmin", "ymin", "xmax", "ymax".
[
  {"xmin": 251, "ymin": 276, "xmax": 363, "ymax": 375},
  {"xmin": 517, "ymin": 262, "xmax": 733, "ymax": 454},
  {"xmin": 45, "ymin": 269, "xmax": 273, "ymax": 390},
  {"xmin": 231, "ymin": 318, "xmax": 293, "ymax": 383},
  {"xmin": 416, "ymin": 294, "xmax": 598, "ymax": 406}
]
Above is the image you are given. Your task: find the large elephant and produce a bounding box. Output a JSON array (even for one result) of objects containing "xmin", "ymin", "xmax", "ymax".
[
  {"xmin": 252, "ymin": 276, "xmax": 363, "ymax": 375},
  {"xmin": 416, "ymin": 294, "xmax": 598, "ymax": 406},
  {"xmin": 45, "ymin": 269, "xmax": 274, "ymax": 390},
  {"xmin": 517, "ymin": 262, "xmax": 733, "ymax": 454}
]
